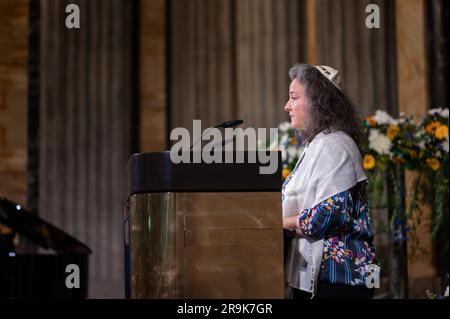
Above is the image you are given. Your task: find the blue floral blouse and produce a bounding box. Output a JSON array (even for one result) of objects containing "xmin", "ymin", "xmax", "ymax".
[{"xmin": 297, "ymin": 183, "xmax": 377, "ymax": 287}]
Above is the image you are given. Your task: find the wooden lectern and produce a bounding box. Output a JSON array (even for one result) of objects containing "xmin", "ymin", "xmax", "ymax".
[{"xmin": 125, "ymin": 151, "xmax": 283, "ymax": 298}]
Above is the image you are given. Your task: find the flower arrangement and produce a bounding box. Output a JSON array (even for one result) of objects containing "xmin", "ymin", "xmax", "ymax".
[
  {"xmin": 262, "ymin": 121, "xmax": 305, "ymax": 180},
  {"xmin": 409, "ymin": 108, "xmax": 449, "ymax": 240},
  {"xmin": 362, "ymin": 108, "xmax": 449, "ymax": 173},
  {"xmin": 417, "ymin": 108, "xmax": 449, "ymax": 170},
  {"xmin": 363, "ymin": 111, "xmax": 418, "ymax": 171}
]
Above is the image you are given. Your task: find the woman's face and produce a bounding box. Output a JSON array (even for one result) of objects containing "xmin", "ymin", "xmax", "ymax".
[{"xmin": 284, "ymin": 79, "xmax": 308, "ymax": 130}]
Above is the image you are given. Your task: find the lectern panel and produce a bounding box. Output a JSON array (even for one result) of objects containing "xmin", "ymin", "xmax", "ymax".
[
  {"xmin": 129, "ymin": 192, "xmax": 283, "ymax": 298},
  {"xmin": 182, "ymin": 192, "xmax": 283, "ymax": 299},
  {"xmin": 183, "ymin": 192, "xmax": 281, "ymax": 229},
  {"xmin": 130, "ymin": 193, "xmax": 183, "ymax": 298},
  {"xmin": 185, "ymin": 245, "xmax": 283, "ymax": 299}
]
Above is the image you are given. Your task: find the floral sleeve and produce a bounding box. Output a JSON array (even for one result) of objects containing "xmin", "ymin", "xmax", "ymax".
[{"xmin": 298, "ymin": 190, "xmax": 355, "ymax": 240}]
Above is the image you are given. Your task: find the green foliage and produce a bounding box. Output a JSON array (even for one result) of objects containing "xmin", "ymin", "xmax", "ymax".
[{"xmin": 426, "ymin": 290, "xmax": 437, "ymax": 299}]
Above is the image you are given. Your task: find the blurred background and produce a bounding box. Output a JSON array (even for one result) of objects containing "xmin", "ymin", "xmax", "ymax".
[{"xmin": 0, "ymin": 0, "xmax": 448, "ymax": 298}]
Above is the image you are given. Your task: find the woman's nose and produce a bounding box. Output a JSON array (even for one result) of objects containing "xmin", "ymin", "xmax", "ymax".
[{"xmin": 284, "ymin": 101, "xmax": 290, "ymax": 112}]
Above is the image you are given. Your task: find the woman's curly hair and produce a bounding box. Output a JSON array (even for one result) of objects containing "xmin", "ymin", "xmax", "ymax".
[{"xmin": 289, "ymin": 63, "xmax": 366, "ymax": 155}]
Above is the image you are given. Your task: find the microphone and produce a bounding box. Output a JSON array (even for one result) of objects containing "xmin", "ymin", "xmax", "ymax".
[
  {"xmin": 214, "ymin": 119, "xmax": 244, "ymax": 128},
  {"xmin": 190, "ymin": 119, "xmax": 244, "ymax": 150}
]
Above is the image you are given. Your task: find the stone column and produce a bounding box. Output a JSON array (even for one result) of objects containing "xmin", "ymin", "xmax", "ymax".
[
  {"xmin": 395, "ymin": 0, "xmax": 437, "ymax": 298},
  {"xmin": 139, "ymin": 0, "xmax": 166, "ymax": 151}
]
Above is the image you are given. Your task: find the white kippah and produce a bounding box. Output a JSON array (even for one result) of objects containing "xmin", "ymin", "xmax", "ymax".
[{"xmin": 314, "ymin": 65, "xmax": 343, "ymax": 90}]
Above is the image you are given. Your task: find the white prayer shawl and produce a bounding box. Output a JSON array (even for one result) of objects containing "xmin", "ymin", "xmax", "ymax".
[{"xmin": 282, "ymin": 130, "xmax": 368, "ymax": 295}]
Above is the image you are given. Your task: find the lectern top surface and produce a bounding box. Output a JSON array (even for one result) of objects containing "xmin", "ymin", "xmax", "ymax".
[{"xmin": 128, "ymin": 151, "xmax": 282, "ymax": 194}]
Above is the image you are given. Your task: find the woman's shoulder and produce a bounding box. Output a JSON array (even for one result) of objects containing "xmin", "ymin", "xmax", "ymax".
[
  {"xmin": 307, "ymin": 131, "xmax": 363, "ymax": 167},
  {"xmin": 310, "ymin": 131, "xmax": 358, "ymax": 153}
]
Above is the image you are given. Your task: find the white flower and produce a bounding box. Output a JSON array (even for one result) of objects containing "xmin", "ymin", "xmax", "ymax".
[
  {"xmin": 373, "ymin": 110, "xmax": 394, "ymax": 125},
  {"xmin": 397, "ymin": 117, "xmax": 406, "ymax": 124},
  {"xmin": 428, "ymin": 108, "xmax": 442, "ymax": 116},
  {"xmin": 368, "ymin": 129, "xmax": 378, "ymax": 142},
  {"xmin": 443, "ymin": 138, "xmax": 449, "ymax": 153},
  {"xmin": 417, "ymin": 140, "xmax": 426, "ymax": 150},
  {"xmin": 414, "ymin": 131, "xmax": 424, "ymax": 141},
  {"xmin": 280, "ymin": 134, "xmax": 289, "ymax": 146},
  {"xmin": 281, "ymin": 149, "xmax": 287, "ymax": 162},
  {"xmin": 287, "ymin": 145, "xmax": 299, "ymax": 159},
  {"xmin": 369, "ymin": 129, "xmax": 392, "ymax": 155},
  {"xmin": 278, "ymin": 122, "xmax": 291, "ymax": 133},
  {"xmin": 269, "ymin": 137, "xmax": 279, "ymax": 151},
  {"xmin": 428, "ymin": 108, "xmax": 449, "ymax": 118}
]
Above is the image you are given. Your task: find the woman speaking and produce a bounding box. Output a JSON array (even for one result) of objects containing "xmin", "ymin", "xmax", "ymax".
[{"xmin": 282, "ymin": 64, "xmax": 378, "ymax": 299}]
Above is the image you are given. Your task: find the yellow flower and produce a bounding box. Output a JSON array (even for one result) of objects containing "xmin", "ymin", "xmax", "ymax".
[
  {"xmin": 425, "ymin": 121, "xmax": 441, "ymax": 134},
  {"xmin": 426, "ymin": 158, "xmax": 441, "ymax": 171},
  {"xmin": 363, "ymin": 154, "xmax": 376, "ymax": 170},
  {"xmin": 387, "ymin": 125, "xmax": 400, "ymax": 140},
  {"xmin": 408, "ymin": 150, "xmax": 418, "ymax": 158},
  {"xmin": 366, "ymin": 116, "xmax": 377, "ymax": 127},
  {"xmin": 435, "ymin": 125, "xmax": 448, "ymax": 140},
  {"xmin": 393, "ymin": 155, "xmax": 405, "ymax": 164},
  {"xmin": 282, "ymin": 168, "xmax": 291, "ymax": 179},
  {"xmin": 291, "ymin": 136, "xmax": 298, "ymax": 145}
]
